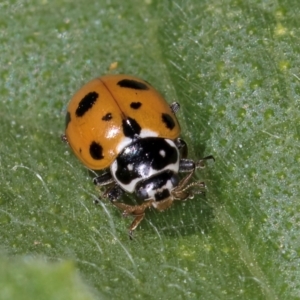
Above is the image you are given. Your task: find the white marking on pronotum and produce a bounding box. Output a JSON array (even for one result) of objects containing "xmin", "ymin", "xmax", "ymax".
[
  {"xmin": 116, "ymin": 137, "xmax": 132, "ymax": 153},
  {"xmin": 159, "ymin": 149, "xmax": 166, "ymax": 157},
  {"xmin": 147, "ymin": 179, "xmax": 175, "ymax": 203},
  {"xmin": 111, "ymin": 140, "xmax": 180, "ymax": 193},
  {"xmin": 165, "ymin": 139, "xmax": 176, "ymax": 147}
]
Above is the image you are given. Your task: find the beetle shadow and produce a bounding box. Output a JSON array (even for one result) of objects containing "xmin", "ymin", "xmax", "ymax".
[{"xmin": 141, "ymin": 195, "xmax": 215, "ymax": 238}]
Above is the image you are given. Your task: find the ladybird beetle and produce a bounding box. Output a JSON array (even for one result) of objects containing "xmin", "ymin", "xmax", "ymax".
[{"xmin": 63, "ymin": 74, "xmax": 214, "ymax": 237}]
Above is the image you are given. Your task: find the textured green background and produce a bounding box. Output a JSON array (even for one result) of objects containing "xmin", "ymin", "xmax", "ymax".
[{"xmin": 1, "ymin": 0, "xmax": 299, "ymax": 299}]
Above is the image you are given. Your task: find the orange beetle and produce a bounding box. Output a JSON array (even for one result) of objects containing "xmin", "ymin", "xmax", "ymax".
[{"xmin": 63, "ymin": 74, "xmax": 213, "ymax": 237}]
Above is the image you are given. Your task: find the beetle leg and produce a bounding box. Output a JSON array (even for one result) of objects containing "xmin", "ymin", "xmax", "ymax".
[
  {"xmin": 112, "ymin": 200, "xmax": 154, "ymax": 239},
  {"xmin": 104, "ymin": 184, "xmax": 125, "ymax": 201},
  {"xmin": 94, "ymin": 172, "xmax": 120, "ymax": 201},
  {"xmin": 179, "ymin": 155, "xmax": 215, "ymax": 173},
  {"xmin": 93, "ymin": 172, "xmax": 124, "ymax": 202},
  {"xmin": 61, "ymin": 134, "xmax": 69, "ymax": 144},
  {"xmin": 93, "ymin": 171, "xmax": 114, "ymax": 186},
  {"xmin": 153, "ymin": 197, "xmax": 173, "ymax": 211},
  {"xmin": 196, "ymin": 155, "xmax": 215, "ymax": 168},
  {"xmin": 169, "ymin": 102, "xmax": 180, "ymax": 114},
  {"xmin": 172, "ymin": 166, "xmax": 206, "ymax": 200},
  {"xmin": 175, "ymin": 138, "xmax": 188, "ymax": 158}
]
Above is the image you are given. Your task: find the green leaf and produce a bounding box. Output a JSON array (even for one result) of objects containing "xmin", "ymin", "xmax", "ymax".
[
  {"xmin": 0, "ymin": 256, "xmax": 96, "ymax": 300},
  {"xmin": 1, "ymin": 0, "xmax": 299, "ymax": 299}
]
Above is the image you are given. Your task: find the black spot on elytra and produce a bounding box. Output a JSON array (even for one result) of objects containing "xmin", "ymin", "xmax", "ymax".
[
  {"xmin": 162, "ymin": 113, "xmax": 175, "ymax": 130},
  {"xmin": 117, "ymin": 79, "xmax": 149, "ymax": 90},
  {"xmin": 79, "ymin": 148, "xmax": 82, "ymax": 153},
  {"xmin": 130, "ymin": 102, "xmax": 142, "ymax": 109},
  {"xmin": 76, "ymin": 92, "xmax": 98, "ymax": 117},
  {"xmin": 89, "ymin": 141, "xmax": 104, "ymax": 160},
  {"xmin": 102, "ymin": 113, "xmax": 112, "ymax": 121},
  {"xmin": 65, "ymin": 111, "xmax": 71, "ymax": 129},
  {"xmin": 122, "ymin": 117, "xmax": 141, "ymax": 138}
]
